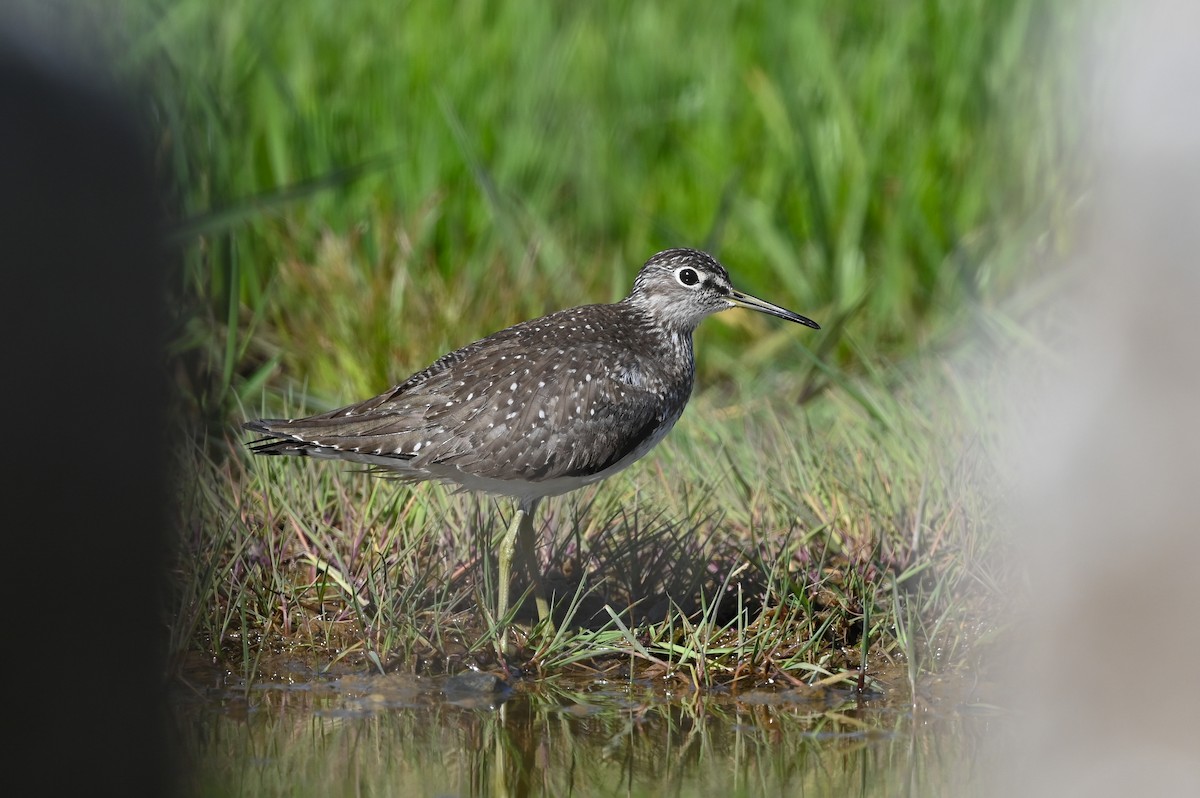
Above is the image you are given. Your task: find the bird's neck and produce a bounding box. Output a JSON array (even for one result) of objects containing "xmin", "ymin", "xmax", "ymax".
[{"xmin": 622, "ymin": 293, "xmax": 706, "ymax": 339}]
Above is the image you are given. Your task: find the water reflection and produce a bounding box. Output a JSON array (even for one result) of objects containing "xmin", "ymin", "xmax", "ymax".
[{"xmin": 173, "ymin": 671, "xmax": 1006, "ymax": 797}]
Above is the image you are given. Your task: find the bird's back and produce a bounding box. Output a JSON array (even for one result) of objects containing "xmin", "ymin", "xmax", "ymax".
[{"xmin": 246, "ymin": 300, "xmax": 696, "ymax": 501}]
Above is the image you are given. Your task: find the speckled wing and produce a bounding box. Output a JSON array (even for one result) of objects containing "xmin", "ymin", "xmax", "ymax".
[
  {"xmin": 420, "ymin": 340, "xmax": 672, "ymax": 482},
  {"xmin": 245, "ymin": 302, "xmax": 687, "ymax": 487}
]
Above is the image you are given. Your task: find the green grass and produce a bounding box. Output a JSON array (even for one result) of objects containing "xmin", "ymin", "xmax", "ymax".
[
  {"xmin": 173, "ymin": 340, "xmax": 1010, "ymax": 688},
  {"xmin": 51, "ymin": 0, "xmax": 1087, "ymax": 685},
  {"xmin": 92, "ymin": 0, "xmax": 1087, "ymax": 415}
]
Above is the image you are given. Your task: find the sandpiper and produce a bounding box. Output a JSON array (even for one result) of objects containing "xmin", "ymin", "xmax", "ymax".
[{"xmin": 245, "ymin": 248, "xmax": 819, "ymax": 638}]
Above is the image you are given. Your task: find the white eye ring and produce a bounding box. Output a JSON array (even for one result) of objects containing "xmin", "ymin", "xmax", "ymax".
[{"xmin": 675, "ymin": 267, "xmax": 701, "ymax": 287}]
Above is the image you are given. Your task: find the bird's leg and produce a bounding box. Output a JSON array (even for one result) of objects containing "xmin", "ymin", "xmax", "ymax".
[
  {"xmin": 514, "ymin": 498, "xmax": 553, "ymax": 630},
  {"xmin": 496, "ymin": 504, "xmax": 523, "ymax": 629},
  {"xmin": 495, "ymin": 499, "xmax": 553, "ymax": 653}
]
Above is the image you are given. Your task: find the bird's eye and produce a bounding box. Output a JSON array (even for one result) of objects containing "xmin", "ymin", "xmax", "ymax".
[{"xmin": 676, "ymin": 267, "xmax": 700, "ymax": 287}]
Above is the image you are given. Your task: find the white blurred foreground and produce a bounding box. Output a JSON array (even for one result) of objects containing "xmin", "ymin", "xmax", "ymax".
[{"xmin": 995, "ymin": 1, "xmax": 1200, "ymax": 795}]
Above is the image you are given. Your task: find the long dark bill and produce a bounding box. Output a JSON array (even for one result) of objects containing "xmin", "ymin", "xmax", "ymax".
[{"xmin": 729, "ymin": 289, "xmax": 820, "ymax": 329}]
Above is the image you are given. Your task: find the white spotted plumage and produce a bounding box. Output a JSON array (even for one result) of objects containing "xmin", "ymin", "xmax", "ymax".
[{"xmin": 246, "ymin": 248, "xmax": 819, "ymax": 508}]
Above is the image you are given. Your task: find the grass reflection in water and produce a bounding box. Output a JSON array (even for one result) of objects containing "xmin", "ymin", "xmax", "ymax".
[{"xmin": 174, "ymin": 669, "xmax": 1007, "ymax": 797}]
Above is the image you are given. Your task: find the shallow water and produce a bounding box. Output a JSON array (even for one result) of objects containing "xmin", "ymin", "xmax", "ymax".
[{"xmin": 172, "ymin": 662, "xmax": 1007, "ymax": 797}]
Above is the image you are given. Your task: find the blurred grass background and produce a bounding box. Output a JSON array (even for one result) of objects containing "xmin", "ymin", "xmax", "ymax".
[
  {"xmin": 4, "ymin": 0, "xmax": 1089, "ymax": 679},
  {"xmin": 28, "ymin": 0, "xmax": 1083, "ymax": 421}
]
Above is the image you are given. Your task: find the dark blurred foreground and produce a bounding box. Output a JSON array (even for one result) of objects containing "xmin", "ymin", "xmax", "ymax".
[{"xmin": 0, "ymin": 23, "xmax": 175, "ymax": 797}]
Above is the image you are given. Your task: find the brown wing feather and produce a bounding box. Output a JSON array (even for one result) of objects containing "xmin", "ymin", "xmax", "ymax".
[{"xmin": 245, "ymin": 301, "xmax": 692, "ymax": 485}]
